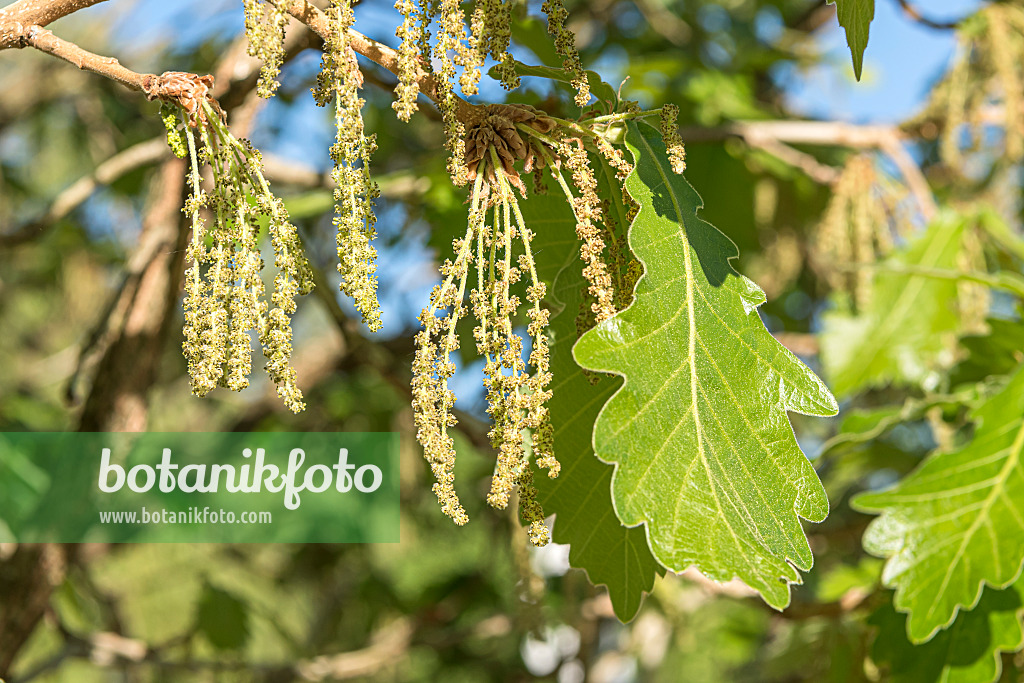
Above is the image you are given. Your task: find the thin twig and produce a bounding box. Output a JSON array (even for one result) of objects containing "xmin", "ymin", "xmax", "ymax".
[
  {"xmin": 0, "ymin": 0, "xmax": 108, "ymax": 49},
  {"xmin": 682, "ymin": 120, "xmax": 937, "ymax": 219},
  {"xmin": 742, "ymin": 132, "xmax": 841, "ymax": 184},
  {"xmin": 0, "ymin": 137, "xmax": 169, "ymax": 246},
  {"xmin": 894, "ymin": 0, "xmax": 962, "ymax": 30}
]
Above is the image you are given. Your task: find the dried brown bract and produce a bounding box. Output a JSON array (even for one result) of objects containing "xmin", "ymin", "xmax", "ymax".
[
  {"xmin": 142, "ymin": 71, "xmax": 223, "ymax": 126},
  {"xmin": 464, "ymin": 104, "xmax": 557, "ymax": 192}
]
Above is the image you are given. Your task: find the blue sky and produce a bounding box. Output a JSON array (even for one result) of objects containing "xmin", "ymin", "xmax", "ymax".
[
  {"xmin": 784, "ymin": 0, "xmax": 981, "ymax": 123},
  {"xmin": 97, "ymin": 0, "xmax": 979, "ymax": 126}
]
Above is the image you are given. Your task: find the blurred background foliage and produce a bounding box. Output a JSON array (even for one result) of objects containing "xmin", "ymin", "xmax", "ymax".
[{"xmin": 1, "ymin": 0, "xmax": 1023, "ymax": 681}]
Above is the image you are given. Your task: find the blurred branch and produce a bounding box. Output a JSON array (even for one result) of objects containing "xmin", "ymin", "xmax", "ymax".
[
  {"xmin": 296, "ymin": 618, "xmax": 413, "ymax": 681},
  {"xmin": 0, "ymin": 137, "xmax": 169, "ymax": 246},
  {"xmin": 632, "ymin": 0, "xmax": 691, "ymax": 45},
  {"xmin": 893, "ymin": 0, "xmax": 962, "ymax": 30},
  {"xmin": 772, "ymin": 332, "xmax": 819, "ymax": 356},
  {"xmin": 742, "ymin": 133, "xmax": 840, "ymax": 184},
  {"xmin": 262, "ymin": 154, "xmax": 431, "ymax": 198},
  {"xmin": 13, "ymin": 618, "xmax": 414, "ymax": 683},
  {"xmin": 0, "ymin": 0, "xmax": 107, "ymax": 49},
  {"xmin": 0, "ymin": 545, "xmax": 68, "ymax": 678},
  {"xmin": 72, "ymin": 158, "xmax": 188, "ymax": 430},
  {"xmin": 841, "ymin": 262, "xmax": 1024, "ymax": 299},
  {"xmin": 789, "ymin": 0, "xmax": 832, "ymax": 32},
  {"xmin": 682, "ymin": 120, "xmax": 938, "ymax": 220}
]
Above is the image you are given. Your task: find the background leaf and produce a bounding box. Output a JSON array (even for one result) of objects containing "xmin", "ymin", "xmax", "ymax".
[
  {"xmin": 488, "ymin": 60, "xmax": 619, "ymax": 107},
  {"xmin": 869, "ymin": 579, "xmax": 1024, "ymax": 683},
  {"xmin": 524, "ymin": 182, "xmax": 663, "ymax": 622},
  {"xmin": 830, "ymin": 0, "xmax": 875, "ymax": 80},
  {"xmin": 573, "ymin": 121, "xmax": 837, "ymax": 609},
  {"xmin": 853, "ymin": 362, "xmax": 1024, "ymax": 642},
  {"xmin": 195, "ymin": 583, "xmax": 250, "ymax": 651},
  {"xmin": 820, "ymin": 215, "xmax": 966, "ymax": 398}
]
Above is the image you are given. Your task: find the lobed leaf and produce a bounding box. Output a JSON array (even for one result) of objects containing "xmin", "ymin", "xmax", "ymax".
[
  {"xmin": 523, "ymin": 184, "xmax": 663, "ymax": 622},
  {"xmin": 853, "ymin": 362, "xmax": 1024, "ymax": 642},
  {"xmin": 869, "ymin": 579, "xmax": 1024, "ymax": 683},
  {"xmin": 573, "ymin": 121, "xmax": 837, "ymax": 609}
]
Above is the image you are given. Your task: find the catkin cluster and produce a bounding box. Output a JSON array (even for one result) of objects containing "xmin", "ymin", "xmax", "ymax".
[
  {"xmin": 391, "ymin": 0, "xmax": 580, "ymax": 184},
  {"xmin": 164, "ymin": 95, "xmax": 314, "ymax": 413},
  {"xmin": 242, "ymin": 0, "xmax": 290, "ymax": 99},
  {"xmin": 469, "ymin": 0, "xmax": 519, "ymax": 90},
  {"xmin": 315, "ymin": 0, "xmax": 383, "ymax": 332},
  {"xmin": 814, "ymin": 155, "xmax": 899, "ymax": 311},
  {"xmin": 232, "ymin": 0, "xmax": 669, "ymax": 540},
  {"xmin": 411, "ymin": 98, "xmax": 662, "ymax": 541},
  {"xmin": 541, "ymin": 0, "xmax": 589, "ymax": 107},
  {"xmin": 412, "ymin": 142, "xmax": 560, "ymax": 545},
  {"xmin": 392, "ymin": 0, "xmax": 424, "ymax": 121},
  {"xmin": 933, "ymin": 5, "xmax": 1024, "ymax": 166}
]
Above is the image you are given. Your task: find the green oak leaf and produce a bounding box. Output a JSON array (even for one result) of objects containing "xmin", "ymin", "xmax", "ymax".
[
  {"xmin": 488, "ymin": 60, "xmax": 619, "ymax": 107},
  {"xmin": 853, "ymin": 362, "xmax": 1024, "ymax": 642},
  {"xmin": 869, "ymin": 580, "xmax": 1024, "ymax": 683},
  {"xmin": 522, "ymin": 177, "xmax": 663, "ymax": 622},
  {"xmin": 950, "ymin": 317, "xmax": 1024, "ymax": 387},
  {"xmin": 829, "ymin": 0, "xmax": 875, "ymax": 80},
  {"xmin": 820, "ymin": 214, "xmax": 966, "ymax": 398},
  {"xmin": 573, "ymin": 121, "xmax": 837, "ymax": 609},
  {"xmin": 195, "ymin": 583, "xmax": 250, "ymax": 651}
]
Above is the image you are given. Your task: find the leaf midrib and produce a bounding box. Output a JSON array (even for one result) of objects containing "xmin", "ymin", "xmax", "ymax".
[
  {"xmin": 630, "ymin": 130, "xmax": 767, "ymax": 574},
  {"xmin": 920, "ymin": 417, "xmax": 1024, "ymax": 626}
]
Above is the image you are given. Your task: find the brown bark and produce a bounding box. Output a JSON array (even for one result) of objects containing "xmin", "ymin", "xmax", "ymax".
[
  {"xmin": 0, "ymin": 0, "xmax": 107, "ymax": 49},
  {"xmin": 0, "ymin": 545, "xmax": 67, "ymax": 677},
  {"xmin": 77, "ymin": 159, "xmax": 188, "ymax": 431}
]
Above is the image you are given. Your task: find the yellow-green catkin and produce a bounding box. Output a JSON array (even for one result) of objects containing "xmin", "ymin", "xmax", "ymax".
[
  {"xmin": 483, "ymin": 186, "xmax": 529, "ymax": 511},
  {"xmin": 415, "ymin": 149, "xmax": 557, "ymax": 546},
  {"xmin": 986, "ymin": 5, "xmax": 1024, "ymax": 161},
  {"xmin": 814, "ymin": 155, "xmax": 894, "ymax": 312},
  {"xmin": 242, "ymin": 0, "xmax": 289, "ymax": 99},
  {"xmin": 317, "ymin": 0, "xmax": 383, "ymax": 331},
  {"xmin": 558, "ymin": 138, "xmax": 616, "ymax": 323},
  {"xmin": 938, "ymin": 7, "xmax": 1024, "ymax": 168},
  {"xmin": 659, "ymin": 104, "xmax": 686, "ymax": 174},
  {"xmin": 517, "ymin": 466, "xmax": 551, "ymax": 546},
  {"xmin": 160, "ymin": 103, "xmax": 187, "ymax": 158},
  {"xmin": 411, "ymin": 176, "xmax": 486, "ymax": 526},
  {"xmin": 941, "ymin": 32, "xmax": 971, "ymax": 168},
  {"xmin": 179, "ymin": 101, "xmax": 313, "ymax": 413},
  {"xmin": 393, "ymin": 0, "xmax": 422, "ymax": 121},
  {"xmin": 957, "ymin": 224, "xmax": 990, "ymax": 334},
  {"xmin": 851, "ymin": 169, "xmax": 873, "ymax": 311},
  {"xmin": 542, "ymin": 0, "xmax": 589, "ymax": 107},
  {"xmin": 434, "ymin": 0, "xmax": 470, "ymax": 184},
  {"xmin": 469, "ymin": 0, "xmax": 519, "ymax": 90},
  {"xmin": 511, "ymin": 192, "xmax": 556, "ymax": 480}
]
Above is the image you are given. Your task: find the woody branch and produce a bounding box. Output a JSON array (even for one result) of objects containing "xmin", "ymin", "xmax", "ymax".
[
  {"xmin": 1, "ymin": 0, "xmax": 478, "ymax": 121},
  {"xmin": 2, "ymin": 0, "xmax": 935, "ymax": 214}
]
